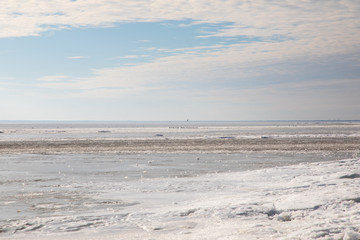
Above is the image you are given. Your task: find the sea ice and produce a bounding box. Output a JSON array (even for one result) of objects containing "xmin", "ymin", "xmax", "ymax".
[{"xmin": 4, "ymin": 158, "xmax": 359, "ymax": 240}]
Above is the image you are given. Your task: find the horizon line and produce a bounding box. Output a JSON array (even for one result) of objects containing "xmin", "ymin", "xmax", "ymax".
[{"xmin": 1, "ymin": 119, "xmax": 359, "ymax": 123}]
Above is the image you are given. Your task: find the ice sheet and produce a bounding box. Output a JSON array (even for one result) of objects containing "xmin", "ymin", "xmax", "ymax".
[
  {"xmin": 2, "ymin": 158, "xmax": 360, "ymax": 240},
  {"xmin": 1, "ymin": 121, "xmax": 360, "ymax": 142},
  {"xmin": 1, "ymin": 121, "xmax": 359, "ymax": 239}
]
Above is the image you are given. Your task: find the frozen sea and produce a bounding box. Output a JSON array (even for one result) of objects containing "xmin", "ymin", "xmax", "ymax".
[{"xmin": 0, "ymin": 121, "xmax": 360, "ymax": 239}]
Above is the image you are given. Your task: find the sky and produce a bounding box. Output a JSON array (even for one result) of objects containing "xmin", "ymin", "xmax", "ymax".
[{"xmin": 0, "ymin": 0, "xmax": 359, "ymax": 121}]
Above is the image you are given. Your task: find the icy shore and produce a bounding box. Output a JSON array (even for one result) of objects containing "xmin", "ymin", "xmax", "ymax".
[{"xmin": 6, "ymin": 158, "xmax": 360, "ymax": 240}]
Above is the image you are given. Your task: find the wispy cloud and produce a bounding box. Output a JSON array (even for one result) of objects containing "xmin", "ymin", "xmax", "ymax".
[
  {"xmin": 2, "ymin": 0, "xmax": 359, "ymax": 58},
  {"xmin": 37, "ymin": 39, "xmax": 360, "ymax": 99},
  {"xmin": 116, "ymin": 55, "xmax": 147, "ymax": 59},
  {"xmin": 3, "ymin": 0, "xmax": 360, "ymax": 120},
  {"xmin": 67, "ymin": 56, "xmax": 86, "ymax": 59},
  {"xmin": 2, "ymin": 0, "xmax": 358, "ymax": 82}
]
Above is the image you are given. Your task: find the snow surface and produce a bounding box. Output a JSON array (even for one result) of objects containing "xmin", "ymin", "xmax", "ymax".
[{"xmin": 6, "ymin": 158, "xmax": 360, "ymax": 240}]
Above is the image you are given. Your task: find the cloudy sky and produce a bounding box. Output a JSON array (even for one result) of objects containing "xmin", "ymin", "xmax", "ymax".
[{"xmin": 1, "ymin": 0, "xmax": 359, "ymax": 121}]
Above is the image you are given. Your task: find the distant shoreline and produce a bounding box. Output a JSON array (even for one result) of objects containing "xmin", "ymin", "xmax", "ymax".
[
  {"xmin": 1, "ymin": 120, "xmax": 360, "ymax": 123},
  {"xmin": 1, "ymin": 137, "xmax": 359, "ymax": 154}
]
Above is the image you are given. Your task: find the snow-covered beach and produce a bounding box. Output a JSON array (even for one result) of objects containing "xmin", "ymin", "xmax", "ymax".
[
  {"xmin": 2, "ymin": 158, "xmax": 360, "ymax": 240},
  {"xmin": 108, "ymin": 158, "xmax": 360, "ymax": 240},
  {"xmin": 1, "ymin": 121, "xmax": 360, "ymax": 239}
]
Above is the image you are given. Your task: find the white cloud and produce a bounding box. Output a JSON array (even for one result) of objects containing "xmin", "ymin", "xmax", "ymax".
[
  {"xmin": 115, "ymin": 55, "xmax": 147, "ymax": 59},
  {"xmin": 2, "ymin": 0, "xmax": 359, "ymax": 82},
  {"xmin": 3, "ymin": 0, "xmax": 360, "ymax": 120},
  {"xmin": 1, "ymin": 0, "xmax": 359, "ymax": 58},
  {"xmin": 37, "ymin": 38, "xmax": 360, "ymax": 100},
  {"xmin": 35, "ymin": 34, "xmax": 360, "ymax": 119},
  {"xmin": 67, "ymin": 56, "xmax": 86, "ymax": 59}
]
